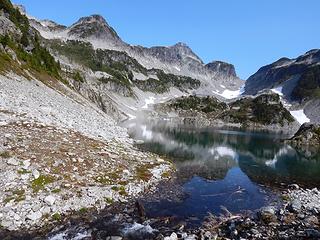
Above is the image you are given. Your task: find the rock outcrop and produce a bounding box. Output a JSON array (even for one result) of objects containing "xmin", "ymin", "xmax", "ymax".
[
  {"xmin": 287, "ymin": 123, "xmax": 320, "ymax": 148},
  {"xmin": 206, "ymin": 61, "xmax": 237, "ymax": 78}
]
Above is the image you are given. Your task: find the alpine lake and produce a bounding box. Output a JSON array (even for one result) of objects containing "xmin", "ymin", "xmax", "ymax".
[{"xmin": 123, "ymin": 119, "xmax": 320, "ymax": 226}]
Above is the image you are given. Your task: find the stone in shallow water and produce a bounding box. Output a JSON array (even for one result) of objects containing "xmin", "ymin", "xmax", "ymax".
[{"xmin": 306, "ymin": 229, "xmax": 320, "ymax": 238}]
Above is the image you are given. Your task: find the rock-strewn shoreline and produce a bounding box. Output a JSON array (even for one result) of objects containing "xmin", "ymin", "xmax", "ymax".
[
  {"xmin": 0, "ymin": 108, "xmax": 173, "ymax": 233},
  {"xmin": 3, "ymin": 181, "xmax": 319, "ymax": 240}
]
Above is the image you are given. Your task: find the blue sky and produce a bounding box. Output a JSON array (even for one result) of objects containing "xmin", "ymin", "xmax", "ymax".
[{"xmin": 12, "ymin": 0, "xmax": 320, "ymax": 79}]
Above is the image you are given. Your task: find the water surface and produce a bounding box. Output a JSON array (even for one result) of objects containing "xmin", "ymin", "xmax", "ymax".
[{"xmin": 124, "ymin": 119, "xmax": 320, "ymax": 225}]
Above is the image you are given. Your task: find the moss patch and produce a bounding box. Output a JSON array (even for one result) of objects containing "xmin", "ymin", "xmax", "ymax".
[
  {"xmin": 31, "ymin": 174, "xmax": 55, "ymax": 192},
  {"xmin": 135, "ymin": 164, "xmax": 154, "ymax": 181},
  {"xmin": 0, "ymin": 151, "xmax": 11, "ymax": 159}
]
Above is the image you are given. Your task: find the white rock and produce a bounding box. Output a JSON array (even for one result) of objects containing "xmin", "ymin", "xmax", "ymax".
[
  {"xmin": 44, "ymin": 195, "xmax": 56, "ymax": 206},
  {"xmin": 27, "ymin": 211, "xmax": 42, "ymax": 221},
  {"xmin": 13, "ymin": 214, "xmax": 21, "ymax": 221},
  {"xmin": 164, "ymin": 232, "xmax": 178, "ymax": 240},
  {"xmin": 40, "ymin": 206, "xmax": 51, "ymax": 214},
  {"xmin": 32, "ymin": 169, "xmax": 40, "ymax": 179},
  {"xmin": 1, "ymin": 220, "xmax": 12, "ymax": 228},
  {"xmin": 7, "ymin": 158, "xmax": 20, "ymax": 166},
  {"xmin": 4, "ymin": 133, "xmax": 12, "ymax": 139},
  {"xmin": 23, "ymin": 160, "xmax": 31, "ymax": 168},
  {"xmin": 21, "ymin": 174, "xmax": 29, "ymax": 180}
]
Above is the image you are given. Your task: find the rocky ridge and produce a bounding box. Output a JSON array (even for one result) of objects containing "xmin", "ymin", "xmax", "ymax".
[{"xmin": 26, "ymin": 10, "xmax": 244, "ymax": 97}]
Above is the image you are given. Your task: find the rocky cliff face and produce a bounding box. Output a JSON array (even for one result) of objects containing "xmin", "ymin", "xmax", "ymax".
[{"xmin": 67, "ymin": 15, "xmax": 124, "ymax": 47}]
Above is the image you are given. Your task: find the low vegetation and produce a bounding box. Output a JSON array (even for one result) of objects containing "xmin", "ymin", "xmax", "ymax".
[
  {"xmin": 31, "ymin": 174, "xmax": 55, "ymax": 192},
  {"xmin": 133, "ymin": 71, "xmax": 200, "ymax": 94},
  {"xmin": 222, "ymin": 94, "xmax": 295, "ymax": 126},
  {"xmin": 168, "ymin": 95, "xmax": 227, "ymax": 113},
  {"xmin": 0, "ymin": 0, "xmax": 61, "ymax": 78}
]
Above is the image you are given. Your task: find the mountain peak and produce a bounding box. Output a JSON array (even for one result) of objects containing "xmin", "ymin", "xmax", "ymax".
[
  {"xmin": 206, "ymin": 61, "xmax": 237, "ymax": 78},
  {"xmin": 68, "ymin": 14, "xmax": 122, "ymax": 43},
  {"xmin": 77, "ymin": 14, "xmax": 108, "ymax": 25},
  {"xmin": 172, "ymin": 42, "xmax": 188, "ymax": 48}
]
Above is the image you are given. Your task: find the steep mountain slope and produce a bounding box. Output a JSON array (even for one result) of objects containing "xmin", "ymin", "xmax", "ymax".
[
  {"xmin": 26, "ymin": 11, "xmax": 244, "ymax": 96},
  {"xmin": 244, "ymin": 49, "xmax": 320, "ymax": 123},
  {"xmin": 0, "ymin": 0, "xmax": 172, "ymax": 231},
  {"xmin": 245, "ymin": 49, "xmax": 320, "ymax": 99}
]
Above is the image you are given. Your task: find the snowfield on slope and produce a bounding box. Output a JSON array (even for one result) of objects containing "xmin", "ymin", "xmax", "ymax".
[
  {"xmin": 212, "ymin": 85, "xmax": 245, "ymax": 100},
  {"xmin": 271, "ymin": 86, "xmax": 284, "ymax": 96},
  {"xmin": 290, "ymin": 109, "xmax": 310, "ymax": 125}
]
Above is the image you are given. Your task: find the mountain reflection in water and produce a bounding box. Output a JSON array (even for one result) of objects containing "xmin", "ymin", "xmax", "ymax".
[{"xmin": 123, "ymin": 120, "xmax": 320, "ymax": 224}]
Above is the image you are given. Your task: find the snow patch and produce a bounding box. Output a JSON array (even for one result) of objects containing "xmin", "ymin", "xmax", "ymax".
[
  {"xmin": 174, "ymin": 66, "xmax": 181, "ymax": 72},
  {"xmin": 142, "ymin": 96, "xmax": 156, "ymax": 109},
  {"xmin": 126, "ymin": 114, "xmax": 136, "ymax": 120},
  {"xmin": 271, "ymin": 86, "xmax": 284, "ymax": 96},
  {"xmin": 213, "ymin": 87, "xmax": 244, "ymax": 100},
  {"xmin": 290, "ymin": 109, "xmax": 310, "ymax": 125}
]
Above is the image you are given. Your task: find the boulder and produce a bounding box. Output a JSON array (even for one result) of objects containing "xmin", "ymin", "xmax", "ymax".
[
  {"xmin": 259, "ymin": 206, "xmax": 277, "ymax": 223},
  {"xmin": 289, "ymin": 199, "xmax": 302, "ymax": 213},
  {"xmin": 27, "ymin": 211, "xmax": 42, "ymax": 221},
  {"xmin": 44, "ymin": 195, "xmax": 56, "ymax": 206}
]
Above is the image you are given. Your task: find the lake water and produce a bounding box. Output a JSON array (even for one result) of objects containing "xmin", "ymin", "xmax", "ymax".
[{"xmin": 124, "ymin": 119, "xmax": 320, "ymax": 225}]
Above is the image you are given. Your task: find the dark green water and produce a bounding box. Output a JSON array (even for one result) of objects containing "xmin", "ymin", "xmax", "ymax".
[{"xmin": 124, "ymin": 119, "xmax": 320, "ymax": 224}]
